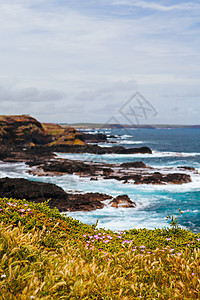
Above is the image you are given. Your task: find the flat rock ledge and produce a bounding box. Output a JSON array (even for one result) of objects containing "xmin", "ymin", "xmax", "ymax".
[{"xmin": 29, "ymin": 159, "xmax": 192, "ymax": 185}]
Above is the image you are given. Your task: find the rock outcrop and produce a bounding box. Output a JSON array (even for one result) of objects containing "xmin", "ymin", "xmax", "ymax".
[
  {"xmin": 81, "ymin": 132, "xmax": 108, "ymax": 143},
  {"xmin": 49, "ymin": 144, "xmax": 152, "ymax": 155},
  {"xmin": 120, "ymin": 161, "xmax": 148, "ymax": 168},
  {"xmin": 29, "ymin": 158, "xmax": 192, "ymax": 185},
  {"xmin": 66, "ymin": 193, "xmax": 112, "ymax": 211},
  {"xmin": 0, "ymin": 115, "xmax": 51, "ymax": 147},
  {"xmin": 0, "ymin": 115, "xmax": 153, "ymax": 164},
  {"xmin": 42, "ymin": 123, "xmax": 85, "ymax": 146},
  {"xmin": 133, "ymin": 172, "xmax": 191, "ymax": 185},
  {"xmin": 109, "ymin": 195, "xmax": 136, "ymax": 208},
  {"xmin": 39, "ymin": 159, "xmax": 113, "ymax": 177},
  {"xmin": 0, "ymin": 177, "xmax": 135, "ymax": 212}
]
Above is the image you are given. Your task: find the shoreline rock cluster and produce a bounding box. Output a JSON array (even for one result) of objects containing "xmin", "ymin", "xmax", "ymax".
[
  {"xmin": 29, "ymin": 158, "xmax": 192, "ymax": 185},
  {"xmin": 0, "ymin": 177, "xmax": 136, "ymax": 212}
]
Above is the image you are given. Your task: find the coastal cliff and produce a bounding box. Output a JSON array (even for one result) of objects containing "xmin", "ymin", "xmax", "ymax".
[
  {"xmin": 0, "ymin": 115, "xmax": 51, "ymax": 147},
  {"xmin": 42, "ymin": 123, "xmax": 85, "ymax": 146},
  {"xmin": 0, "ymin": 115, "xmax": 86, "ymax": 148},
  {"xmin": 0, "ymin": 115, "xmax": 152, "ymax": 161}
]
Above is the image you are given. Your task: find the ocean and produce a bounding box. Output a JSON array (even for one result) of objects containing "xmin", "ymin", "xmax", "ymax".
[{"xmin": 0, "ymin": 128, "xmax": 200, "ymax": 232}]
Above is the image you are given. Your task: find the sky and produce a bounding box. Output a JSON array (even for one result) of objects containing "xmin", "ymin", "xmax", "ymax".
[{"xmin": 0, "ymin": 0, "xmax": 199, "ymax": 125}]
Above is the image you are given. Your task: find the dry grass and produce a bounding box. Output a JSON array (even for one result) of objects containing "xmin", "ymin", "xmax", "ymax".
[
  {"xmin": 0, "ymin": 198, "xmax": 200, "ymax": 299},
  {"xmin": 0, "ymin": 223, "xmax": 200, "ymax": 299}
]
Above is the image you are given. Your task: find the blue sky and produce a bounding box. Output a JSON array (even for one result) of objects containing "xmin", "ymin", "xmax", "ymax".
[{"xmin": 0, "ymin": 0, "xmax": 199, "ymax": 124}]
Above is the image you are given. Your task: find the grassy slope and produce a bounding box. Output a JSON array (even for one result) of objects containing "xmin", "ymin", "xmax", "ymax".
[{"xmin": 0, "ymin": 197, "xmax": 200, "ymax": 299}]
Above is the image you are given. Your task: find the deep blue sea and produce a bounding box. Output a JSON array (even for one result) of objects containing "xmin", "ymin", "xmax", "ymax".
[{"xmin": 0, "ymin": 128, "xmax": 200, "ymax": 232}]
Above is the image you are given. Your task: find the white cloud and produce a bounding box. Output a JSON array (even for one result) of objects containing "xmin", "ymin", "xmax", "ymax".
[
  {"xmin": 0, "ymin": 85, "xmax": 64, "ymax": 103},
  {"xmin": 0, "ymin": 0, "xmax": 199, "ymax": 123},
  {"xmin": 112, "ymin": 0, "xmax": 200, "ymax": 11}
]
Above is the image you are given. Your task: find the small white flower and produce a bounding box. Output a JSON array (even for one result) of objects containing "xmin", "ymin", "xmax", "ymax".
[
  {"xmin": 30, "ymin": 296, "xmax": 35, "ymax": 299},
  {"xmin": 1, "ymin": 274, "xmax": 6, "ymax": 278}
]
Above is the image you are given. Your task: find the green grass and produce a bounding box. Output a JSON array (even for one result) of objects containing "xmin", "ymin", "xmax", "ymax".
[{"xmin": 0, "ymin": 197, "xmax": 200, "ymax": 299}]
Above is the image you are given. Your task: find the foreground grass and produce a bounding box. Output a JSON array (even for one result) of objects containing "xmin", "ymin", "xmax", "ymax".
[{"xmin": 0, "ymin": 198, "xmax": 200, "ymax": 299}]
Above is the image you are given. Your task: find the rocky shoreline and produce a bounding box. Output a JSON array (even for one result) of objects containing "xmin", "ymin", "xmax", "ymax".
[
  {"xmin": 28, "ymin": 158, "xmax": 192, "ymax": 185},
  {"xmin": 0, "ymin": 115, "xmax": 196, "ymax": 212},
  {"xmin": 0, "ymin": 177, "xmax": 136, "ymax": 212}
]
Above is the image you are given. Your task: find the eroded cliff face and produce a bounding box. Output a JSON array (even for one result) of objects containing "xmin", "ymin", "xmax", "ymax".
[
  {"xmin": 42, "ymin": 123, "xmax": 85, "ymax": 146},
  {"xmin": 0, "ymin": 115, "xmax": 51, "ymax": 147},
  {"xmin": 0, "ymin": 115, "xmax": 85, "ymax": 148}
]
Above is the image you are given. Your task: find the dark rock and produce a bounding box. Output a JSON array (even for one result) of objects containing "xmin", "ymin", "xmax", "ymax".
[
  {"xmin": 51, "ymin": 144, "xmax": 152, "ymax": 155},
  {"xmin": 0, "ymin": 145, "xmax": 54, "ymax": 164},
  {"xmin": 33, "ymin": 159, "xmax": 114, "ymax": 178},
  {"xmin": 0, "ymin": 177, "xmax": 113, "ymax": 212},
  {"xmin": 103, "ymin": 168, "xmax": 113, "ymax": 175},
  {"xmin": 117, "ymin": 146, "xmax": 152, "ymax": 154},
  {"xmin": 109, "ymin": 195, "xmax": 136, "ymax": 208},
  {"xmin": 133, "ymin": 173, "xmax": 191, "ymax": 185},
  {"xmin": 67, "ymin": 193, "xmax": 112, "ymax": 211},
  {"xmin": 0, "ymin": 177, "xmax": 68, "ymax": 210},
  {"xmin": 120, "ymin": 161, "xmax": 148, "ymax": 168},
  {"xmin": 134, "ymin": 173, "xmax": 163, "ymax": 184},
  {"xmin": 163, "ymin": 173, "xmax": 191, "ymax": 184},
  {"xmin": 82, "ymin": 133, "xmax": 108, "ymax": 143},
  {"xmin": 42, "ymin": 160, "xmax": 100, "ymax": 176},
  {"xmin": 178, "ymin": 166, "xmax": 195, "ymax": 171}
]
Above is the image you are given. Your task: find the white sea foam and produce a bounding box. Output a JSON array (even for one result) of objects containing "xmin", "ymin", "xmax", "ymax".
[
  {"xmin": 121, "ymin": 134, "xmax": 133, "ymax": 138},
  {"xmin": 56, "ymin": 150, "xmax": 200, "ymax": 162},
  {"xmin": 98, "ymin": 140, "xmax": 143, "ymax": 146},
  {"xmin": 1, "ymin": 148, "xmax": 200, "ymax": 231},
  {"xmin": 65, "ymin": 208, "xmax": 169, "ymax": 231},
  {"xmin": 102, "ymin": 150, "xmax": 200, "ymax": 158},
  {"xmin": 56, "ymin": 150, "xmax": 200, "ymax": 163},
  {"xmin": 114, "ymin": 140, "xmax": 143, "ymax": 145},
  {"xmin": 0, "ymin": 162, "xmax": 29, "ymax": 178}
]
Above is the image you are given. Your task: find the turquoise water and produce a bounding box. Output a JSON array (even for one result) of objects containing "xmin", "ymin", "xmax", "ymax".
[
  {"xmin": 57, "ymin": 128, "xmax": 200, "ymax": 232},
  {"xmin": 0, "ymin": 128, "xmax": 200, "ymax": 232}
]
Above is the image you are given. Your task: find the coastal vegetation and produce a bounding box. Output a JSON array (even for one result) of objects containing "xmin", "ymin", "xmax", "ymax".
[{"xmin": 0, "ymin": 197, "xmax": 200, "ymax": 299}]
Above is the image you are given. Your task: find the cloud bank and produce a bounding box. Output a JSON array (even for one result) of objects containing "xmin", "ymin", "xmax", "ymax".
[{"xmin": 0, "ymin": 0, "xmax": 199, "ymax": 124}]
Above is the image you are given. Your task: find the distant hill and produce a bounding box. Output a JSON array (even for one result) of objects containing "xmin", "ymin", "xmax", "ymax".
[{"xmin": 63, "ymin": 123, "xmax": 200, "ymax": 129}]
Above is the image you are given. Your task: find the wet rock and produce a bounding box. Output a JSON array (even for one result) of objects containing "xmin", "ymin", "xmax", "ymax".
[
  {"xmin": 120, "ymin": 161, "xmax": 148, "ymax": 168},
  {"xmin": 109, "ymin": 195, "xmax": 136, "ymax": 208},
  {"xmin": 67, "ymin": 193, "xmax": 112, "ymax": 211},
  {"xmin": 133, "ymin": 173, "xmax": 191, "ymax": 185},
  {"xmin": 41, "ymin": 159, "xmax": 103, "ymax": 177},
  {"xmin": 51, "ymin": 144, "xmax": 152, "ymax": 155},
  {"xmin": 103, "ymin": 168, "xmax": 113, "ymax": 175},
  {"xmin": 178, "ymin": 166, "xmax": 195, "ymax": 171},
  {"xmin": 163, "ymin": 173, "xmax": 191, "ymax": 184}
]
